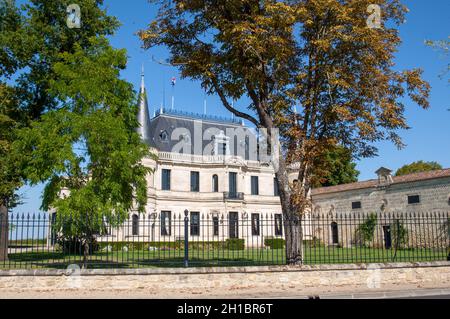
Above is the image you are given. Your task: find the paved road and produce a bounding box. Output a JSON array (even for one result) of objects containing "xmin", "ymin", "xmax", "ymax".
[{"xmin": 317, "ymin": 288, "xmax": 450, "ymax": 299}]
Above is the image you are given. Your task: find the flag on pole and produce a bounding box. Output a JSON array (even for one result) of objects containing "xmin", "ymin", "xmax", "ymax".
[{"xmin": 171, "ymin": 77, "xmax": 176, "ymax": 86}]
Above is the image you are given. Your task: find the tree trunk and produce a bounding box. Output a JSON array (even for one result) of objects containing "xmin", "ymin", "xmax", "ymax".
[
  {"xmin": 0, "ymin": 204, "xmax": 8, "ymax": 261},
  {"xmin": 283, "ymin": 212, "xmax": 303, "ymax": 264},
  {"xmin": 275, "ymin": 159, "xmax": 304, "ymax": 265},
  {"xmin": 83, "ymin": 237, "xmax": 90, "ymax": 269}
]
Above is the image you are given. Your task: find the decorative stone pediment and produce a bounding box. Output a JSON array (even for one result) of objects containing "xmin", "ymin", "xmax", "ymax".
[
  {"xmin": 376, "ymin": 166, "xmax": 393, "ymax": 187},
  {"xmin": 226, "ymin": 156, "xmax": 247, "ymax": 167}
]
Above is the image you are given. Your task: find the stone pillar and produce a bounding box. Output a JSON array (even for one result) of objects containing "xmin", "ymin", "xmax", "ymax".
[{"xmin": 0, "ymin": 204, "xmax": 8, "ymax": 261}]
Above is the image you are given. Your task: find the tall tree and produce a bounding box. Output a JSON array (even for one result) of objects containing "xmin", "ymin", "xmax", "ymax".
[
  {"xmin": 395, "ymin": 161, "xmax": 442, "ymax": 176},
  {"xmin": 140, "ymin": 0, "xmax": 430, "ymax": 264},
  {"xmin": 312, "ymin": 146, "xmax": 359, "ymax": 188},
  {"xmin": 0, "ymin": 0, "xmax": 29, "ymax": 261},
  {"xmin": 1, "ymin": 0, "xmax": 153, "ymax": 265}
]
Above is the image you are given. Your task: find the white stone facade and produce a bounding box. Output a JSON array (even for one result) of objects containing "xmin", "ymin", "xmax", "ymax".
[{"xmin": 102, "ymin": 151, "xmax": 296, "ymax": 247}]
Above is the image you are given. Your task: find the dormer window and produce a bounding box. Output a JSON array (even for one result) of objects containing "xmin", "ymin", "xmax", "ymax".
[
  {"xmin": 159, "ymin": 130, "xmax": 169, "ymax": 142},
  {"xmin": 213, "ymin": 130, "xmax": 229, "ymax": 156},
  {"xmin": 375, "ymin": 167, "xmax": 393, "ymax": 187}
]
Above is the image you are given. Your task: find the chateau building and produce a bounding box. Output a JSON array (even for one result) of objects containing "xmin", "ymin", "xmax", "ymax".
[
  {"xmin": 119, "ymin": 71, "xmax": 292, "ymax": 246},
  {"xmin": 104, "ymin": 72, "xmax": 450, "ymax": 248}
]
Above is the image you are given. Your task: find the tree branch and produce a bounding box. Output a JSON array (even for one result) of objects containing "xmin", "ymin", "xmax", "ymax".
[{"xmin": 210, "ymin": 76, "xmax": 260, "ymax": 127}]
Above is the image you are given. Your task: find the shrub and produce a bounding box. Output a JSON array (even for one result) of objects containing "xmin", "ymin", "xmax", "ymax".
[
  {"xmin": 225, "ymin": 238, "xmax": 245, "ymax": 250},
  {"xmin": 391, "ymin": 219, "xmax": 408, "ymax": 249},
  {"xmin": 98, "ymin": 241, "xmax": 183, "ymax": 251},
  {"xmin": 264, "ymin": 238, "xmax": 285, "ymax": 249},
  {"xmin": 53, "ymin": 243, "xmax": 63, "ymax": 252},
  {"xmin": 355, "ymin": 213, "xmax": 378, "ymax": 246}
]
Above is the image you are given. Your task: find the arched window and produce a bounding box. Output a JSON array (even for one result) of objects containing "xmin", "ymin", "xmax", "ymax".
[
  {"xmin": 331, "ymin": 222, "xmax": 339, "ymax": 245},
  {"xmin": 212, "ymin": 174, "xmax": 219, "ymax": 192},
  {"xmin": 132, "ymin": 214, "xmax": 139, "ymax": 236}
]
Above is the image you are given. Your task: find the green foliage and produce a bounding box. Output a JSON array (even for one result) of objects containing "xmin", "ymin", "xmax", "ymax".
[
  {"xmin": 312, "ymin": 146, "xmax": 360, "ymax": 188},
  {"xmin": 395, "ymin": 161, "xmax": 443, "ymax": 176},
  {"xmin": 57, "ymin": 238, "xmax": 99, "ymax": 255},
  {"xmin": 225, "ymin": 238, "xmax": 245, "ymax": 250},
  {"xmin": 98, "ymin": 241, "xmax": 175, "ymax": 252},
  {"xmin": 0, "ymin": 0, "xmax": 125, "ymax": 207},
  {"xmin": 97, "ymin": 241, "xmax": 231, "ymax": 251},
  {"xmin": 355, "ymin": 213, "xmax": 378, "ymax": 246},
  {"xmin": 391, "ymin": 219, "xmax": 408, "ymax": 249},
  {"xmin": 2, "ymin": 1, "xmax": 155, "ymax": 263},
  {"xmin": 264, "ymin": 238, "xmax": 285, "ymax": 249}
]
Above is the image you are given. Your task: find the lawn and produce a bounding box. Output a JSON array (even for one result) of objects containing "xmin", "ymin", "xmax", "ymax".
[{"xmin": 1, "ymin": 246, "xmax": 447, "ymax": 269}]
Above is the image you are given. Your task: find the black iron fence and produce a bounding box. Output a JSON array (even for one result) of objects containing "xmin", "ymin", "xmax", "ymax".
[{"xmin": 0, "ymin": 211, "xmax": 448, "ymax": 269}]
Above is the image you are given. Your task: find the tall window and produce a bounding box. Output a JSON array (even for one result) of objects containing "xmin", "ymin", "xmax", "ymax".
[
  {"xmin": 244, "ymin": 135, "xmax": 250, "ymax": 160},
  {"xmin": 132, "ymin": 214, "xmax": 139, "ymax": 236},
  {"xmin": 161, "ymin": 169, "xmax": 171, "ymax": 190},
  {"xmin": 161, "ymin": 211, "xmax": 171, "ymax": 236},
  {"xmin": 331, "ymin": 222, "xmax": 339, "ymax": 244},
  {"xmin": 218, "ymin": 142, "xmax": 227, "ymax": 155},
  {"xmin": 274, "ymin": 177, "xmax": 279, "ymax": 196},
  {"xmin": 251, "ymin": 214, "xmax": 260, "ymax": 236},
  {"xmin": 212, "ymin": 216, "xmax": 219, "ymax": 236},
  {"xmin": 275, "ymin": 214, "xmax": 283, "ymax": 236},
  {"xmin": 212, "ymin": 174, "xmax": 219, "ymax": 192},
  {"xmin": 190, "ymin": 212, "xmax": 200, "ymax": 236},
  {"xmin": 190, "ymin": 171, "xmax": 200, "ymax": 192},
  {"xmin": 229, "ymin": 212, "xmax": 239, "ymax": 238},
  {"xmin": 251, "ymin": 176, "xmax": 259, "ymax": 195},
  {"xmin": 229, "ymin": 172, "xmax": 237, "ymax": 195}
]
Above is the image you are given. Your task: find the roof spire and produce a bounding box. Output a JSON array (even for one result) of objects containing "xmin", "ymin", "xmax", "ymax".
[
  {"xmin": 136, "ymin": 64, "xmax": 151, "ymax": 144},
  {"xmin": 140, "ymin": 64, "xmax": 145, "ymax": 91}
]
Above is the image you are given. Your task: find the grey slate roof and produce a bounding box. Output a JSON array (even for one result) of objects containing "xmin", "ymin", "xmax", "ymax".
[
  {"xmin": 136, "ymin": 70, "xmax": 259, "ymax": 156},
  {"xmin": 147, "ymin": 108, "xmax": 257, "ymax": 156}
]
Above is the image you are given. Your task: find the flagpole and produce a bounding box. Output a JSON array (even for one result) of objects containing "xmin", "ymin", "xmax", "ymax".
[{"xmin": 171, "ymin": 77, "xmax": 176, "ymax": 110}]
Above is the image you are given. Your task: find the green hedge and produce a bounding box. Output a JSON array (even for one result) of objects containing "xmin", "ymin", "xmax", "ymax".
[
  {"xmin": 225, "ymin": 238, "xmax": 245, "ymax": 250},
  {"xmin": 264, "ymin": 238, "xmax": 285, "ymax": 249},
  {"xmin": 97, "ymin": 240, "xmax": 246, "ymax": 251},
  {"xmin": 98, "ymin": 241, "xmax": 182, "ymax": 251}
]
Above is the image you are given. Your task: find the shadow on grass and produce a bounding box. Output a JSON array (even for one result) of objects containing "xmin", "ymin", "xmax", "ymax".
[{"xmin": 7, "ymin": 253, "xmax": 284, "ymax": 268}]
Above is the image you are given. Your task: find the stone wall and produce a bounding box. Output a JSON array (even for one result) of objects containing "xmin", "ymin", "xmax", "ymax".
[
  {"xmin": 312, "ymin": 177, "xmax": 450, "ymax": 215},
  {"xmin": 0, "ymin": 262, "xmax": 448, "ymax": 295}
]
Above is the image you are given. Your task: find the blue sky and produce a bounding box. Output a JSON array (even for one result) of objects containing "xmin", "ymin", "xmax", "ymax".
[{"xmin": 12, "ymin": 0, "xmax": 450, "ymax": 213}]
